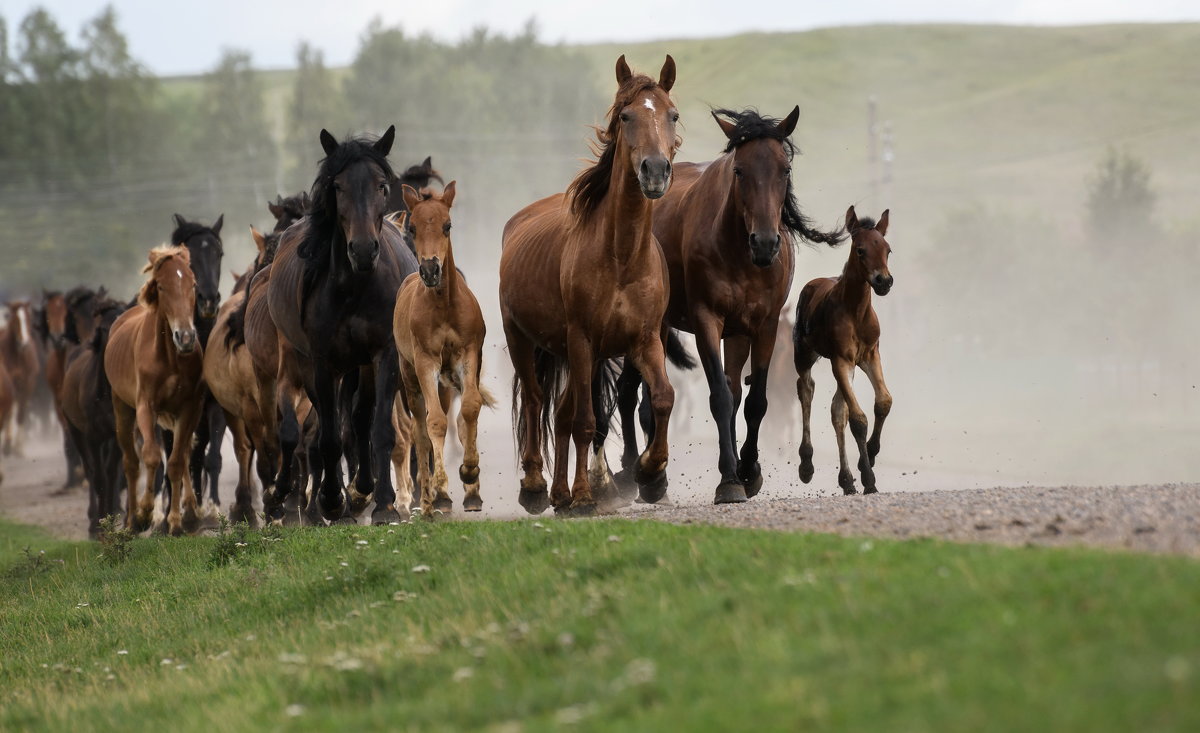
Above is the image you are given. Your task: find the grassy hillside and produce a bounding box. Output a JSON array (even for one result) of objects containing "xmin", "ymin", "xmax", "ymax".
[{"xmin": 2, "ymin": 517, "xmax": 1198, "ymax": 731}]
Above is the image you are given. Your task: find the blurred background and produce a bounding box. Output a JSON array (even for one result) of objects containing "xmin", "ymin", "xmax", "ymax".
[{"xmin": 1, "ymin": 1, "xmax": 1197, "ymax": 499}]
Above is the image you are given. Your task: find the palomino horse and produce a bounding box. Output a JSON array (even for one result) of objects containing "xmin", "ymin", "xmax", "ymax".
[
  {"xmin": 794, "ymin": 207, "xmax": 894, "ymax": 494},
  {"xmin": 265, "ymin": 126, "xmax": 418, "ymax": 525},
  {"xmin": 170, "ymin": 214, "xmax": 226, "ymax": 521},
  {"xmin": 1, "ymin": 300, "xmax": 41, "ymax": 456},
  {"xmin": 604, "ymin": 108, "xmax": 845, "ymax": 503},
  {"xmin": 106, "ymin": 246, "xmax": 206, "ymax": 535},
  {"xmin": 61, "ymin": 298, "xmax": 128, "ymax": 537},
  {"xmin": 500, "ymin": 55, "xmax": 679, "ymax": 515},
  {"xmin": 393, "ymin": 182, "xmax": 495, "ymax": 515}
]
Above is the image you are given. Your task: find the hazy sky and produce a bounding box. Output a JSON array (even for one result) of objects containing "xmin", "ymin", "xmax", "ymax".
[{"xmin": 3, "ymin": 0, "xmax": 1198, "ymax": 76}]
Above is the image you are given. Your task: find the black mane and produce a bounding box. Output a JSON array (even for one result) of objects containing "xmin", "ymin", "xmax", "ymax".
[
  {"xmin": 171, "ymin": 220, "xmax": 220, "ymax": 248},
  {"xmin": 297, "ymin": 134, "xmax": 395, "ymax": 271},
  {"xmin": 850, "ymin": 216, "xmax": 877, "ymax": 233},
  {"xmin": 712, "ymin": 108, "xmax": 846, "ymax": 247}
]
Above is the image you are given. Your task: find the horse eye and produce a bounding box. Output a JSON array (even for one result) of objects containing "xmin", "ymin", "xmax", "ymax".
[
  {"xmin": 671, "ymin": 112, "xmax": 680, "ymax": 123},
  {"xmin": 856, "ymin": 248, "xmax": 866, "ymax": 257},
  {"xmin": 619, "ymin": 112, "xmax": 631, "ymax": 123},
  {"xmin": 443, "ymin": 221, "xmax": 452, "ymax": 234},
  {"xmin": 733, "ymin": 168, "xmax": 743, "ymax": 179},
  {"xmin": 379, "ymin": 183, "xmax": 389, "ymax": 193}
]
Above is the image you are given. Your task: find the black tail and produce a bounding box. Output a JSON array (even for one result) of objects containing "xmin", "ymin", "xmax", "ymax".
[
  {"xmin": 665, "ymin": 329, "xmax": 697, "ymax": 370},
  {"xmin": 513, "ymin": 347, "xmax": 564, "ymax": 470}
]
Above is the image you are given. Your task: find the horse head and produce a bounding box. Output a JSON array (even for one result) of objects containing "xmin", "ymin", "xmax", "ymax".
[
  {"xmin": 401, "ymin": 181, "xmax": 457, "ymax": 289},
  {"xmin": 140, "ymin": 245, "xmax": 199, "ymax": 354},
  {"xmin": 846, "ymin": 206, "xmax": 894, "ymax": 296},
  {"xmin": 171, "ymin": 213, "xmax": 224, "ymax": 320},
  {"xmin": 316, "ymin": 125, "xmax": 396, "ymax": 274}
]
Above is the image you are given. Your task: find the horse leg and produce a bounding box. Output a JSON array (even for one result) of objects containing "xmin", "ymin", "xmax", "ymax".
[
  {"xmin": 549, "ymin": 382, "xmax": 574, "ymax": 513},
  {"xmin": 416, "ymin": 355, "xmax": 453, "ymax": 515},
  {"xmin": 735, "ymin": 328, "xmax": 776, "ymax": 499},
  {"xmin": 265, "ymin": 386, "xmax": 301, "ymax": 525},
  {"xmin": 226, "ymin": 413, "xmax": 257, "ymax": 528},
  {"xmin": 723, "ymin": 336, "xmax": 750, "ymax": 454},
  {"xmin": 72, "ymin": 424, "xmax": 99, "ymax": 537},
  {"xmin": 390, "ymin": 395, "xmax": 414, "ymax": 520},
  {"xmin": 112, "ymin": 399, "xmax": 142, "ymax": 532},
  {"xmin": 831, "ymin": 358, "xmax": 875, "ymax": 494},
  {"xmin": 585, "ymin": 362, "xmax": 618, "ymax": 509},
  {"xmin": 168, "ymin": 400, "xmax": 204, "ymax": 536},
  {"xmin": 345, "ymin": 366, "xmax": 376, "ymax": 516},
  {"xmin": 312, "ymin": 359, "xmax": 350, "ymax": 522},
  {"xmin": 562, "ymin": 329, "xmax": 598, "ymax": 514},
  {"xmin": 339, "ymin": 369, "xmax": 361, "ymax": 499},
  {"xmin": 608, "ymin": 363, "xmax": 643, "ymax": 500},
  {"xmin": 402, "ymin": 363, "xmax": 435, "ymax": 515},
  {"xmin": 458, "ymin": 351, "xmax": 485, "ymax": 513},
  {"xmin": 368, "ymin": 350, "xmax": 402, "ymax": 525},
  {"xmin": 503, "ymin": 324, "xmax": 549, "ymax": 514},
  {"xmin": 694, "ymin": 314, "xmax": 744, "ymax": 504},
  {"xmin": 628, "ymin": 330, "xmax": 674, "ymax": 505},
  {"xmin": 859, "ymin": 347, "xmax": 892, "ymax": 472},
  {"xmin": 795, "ymin": 344, "xmax": 819, "ymax": 484},
  {"xmin": 135, "ymin": 404, "xmax": 166, "ymax": 534},
  {"xmin": 202, "ymin": 398, "xmax": 226, "ymax": 520}
]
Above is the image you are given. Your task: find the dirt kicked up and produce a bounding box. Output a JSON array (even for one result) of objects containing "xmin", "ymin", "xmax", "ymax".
[{"xmin": 2, "ymin": 434, "xmax": 1198, "ymax": 556}]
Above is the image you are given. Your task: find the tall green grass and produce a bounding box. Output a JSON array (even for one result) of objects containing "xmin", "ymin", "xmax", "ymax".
[{"xmin": 1, "ymin": 517, "xmax": 1197, "ymax": 731}]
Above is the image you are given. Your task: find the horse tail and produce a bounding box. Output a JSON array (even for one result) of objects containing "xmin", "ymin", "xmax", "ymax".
[
  {"xmin": 513, "ymin": 346, "xmax": 566, "ymax": 470},
  {"xmin": 590, "ymin": 358, "xmax": 621, "ymax": 452},
  {"xmin": 478, "ymin": 383, "xmax": 498, "ymax": 409},
  {"xmin": 665, "ymin": 328, "xmax": 697, "ymax": 370}
]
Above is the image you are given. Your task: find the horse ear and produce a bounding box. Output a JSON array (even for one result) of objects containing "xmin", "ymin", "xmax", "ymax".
[
  {"xmin": 319, "ymin": 129, "xmax": 338, "ymax": 156},
  {"xmin": 778, "ymin": 105, "xmax": 800, "ymax": 137},
  {"xmin": 173, "ymin": 213, "xmax": 186, "ymax": 229},
  {"xmin": 845, "ymin": 205, "xmax": 859, "ymax": 233},
  {"xmin": 711, "ymin": 110, "xmax": 736, "ymax": 140},
  {"xmin": 374, "ymin": 125, "xmax": 396, "ymax": 156},
  {"xmin": 212, "ymin": 214, "xmax": 224, "ymax": 235},
  {"xmin": 615, "ymin": 54, "xmax": 632, "ymax": 84},
  {"xmin": 98, "ymin": 286, "xmax": 108, "ymax": 299},
  {"xmin": 876, "ymin": 209, "xmax": 889, "ymax": 237},
  {"xmin": 268, "ymin": 200, "xmax": 283, "ymax": 219},
  {"xmin": 442, "ymin": 181, "xmax": 457, "ymax": 209},
  {"xmin": 401, "ymin": 184, "xmax": 421, "ymax": 213},
  {"xmin": 422, "ymin": 156, "xmax": 432, "ymax": 170},
  {"xmin": 658, "ymin": 54, "xmax": 676, "ymax": 93},
  {"xmin": 250, "ymin": 226, "xmax": 266, "ymax": 254}
]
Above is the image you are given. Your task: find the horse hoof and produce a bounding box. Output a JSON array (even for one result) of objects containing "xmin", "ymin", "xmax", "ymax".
[
  {"xmin": 462, "ymin": 493, "xmax": 483, "ymax": 512},
  {"xmin": 738, "ymin": 461, "xmax": 763, "ymax": 499},
  {"xmin": 799, "ymin": 461, "xmax": 815, "ymax": 484},
  {"xmin": 863, "ymin": 486, "xmax": 879, "ymax": 495},
  {"xmin": 228, "ymin": 504, "xmax": 258, "ymax": 529},
  {"xmin": 333, "ymin": 516, "xmax": 358, "ymax": 526},
  {"xmin": 432, "ymin": 496, "xmax": 453, "ymax": 513},
  {"xmin": 294, "ymin": 510, "xmax": 317, "ymax": 527},
  {"xmin": 347, "ymin": 489, "xmax": 373, "ymax": 517},
  {"xmin": 713, "ymin": 480, "xmax": 748, "ymax": 505},
  {"xmin": 130, "ymin": 515, "xmax": 151, "ymax": 535},
  {"xmin": 635, "ymin": 466, "xmax": 668, "ymax": 505},
  {"xmin": 181, "ymin": 511, "xmax": 201, "ymax": 535},
  {"xmin": 168, "ymin": 522, "xmax": 185, "ymax": 538},
  {"xmin": 612, "ymin": 467, "xmax": 640, "ymax": 501},
  {"xmin": 569, "ymin": 501, "xmax": 597, "ymax": 517},
  {"xmin": 371, "ymin": 506, "xmax": 403, "ymax": 525},
  {"xmin": 319, "ymin": 490, "xmax": 348, "ymax": 523},
  {"xmin": 152, "ymin": 519, "xmax": 170, "ymax": 536},
  {"xmin": 518, "ymin": 489, "xmax": 551, "ymax": 515}
]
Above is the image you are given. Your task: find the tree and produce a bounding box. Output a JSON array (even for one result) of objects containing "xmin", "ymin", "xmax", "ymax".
[
  {"xmin": 80, "ymin": 5, "xmax": 158, "ymax": 174},
  {"xmin": 195, "ymin": 49, "xmax": 278, "ymax": 207},
  {"xmin": 285, "ymin": 42, "xmax": 342, "ymax": 187},
  {"xmin": 1085, "ymin": 147, "xmax": 1157, "ymax": 249}
]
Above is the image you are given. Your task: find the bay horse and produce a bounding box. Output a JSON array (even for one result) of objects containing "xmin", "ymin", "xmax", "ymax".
[
  {"xmin": 265, "ymin": 125, "xmax": 418, "ymax": 525},
  {"xmin": 169, "ymin": 214, "xmax": 226, "ymax": 522},
  {"xmin": 268, "ymin": 192, "xmax": 310, "ymax": 233},
  {"xmin": 42, "ymin": 287, "xmax": 105, "ymax": 490},
  {"xmin": 105, "ymin": 246, "xmax": 206, "ymax": 535},
  {"xmin": 1, "ymin": 300, "xmax": 41, "ymax": 456},
  {"xmin": 794, "ymin": 206, "xmax": 894, "ymax": 494},
  {"xmin": 0, "ymin": 360, "xmax": 11, "ymax": 485},
  {"xmin": 602, "ymin": 107, "xmax": 845, "ymax": 504},
  {"xmin": 500, "ymin": 55, "xmax": 679, "ymax": 515},
  {"xmin": 393, "ymin": 182, "xmax": 495, "ymax": 515},
  {"xmin": 61, "ymin": 298, "xmax": 128, "ymax": 537}
]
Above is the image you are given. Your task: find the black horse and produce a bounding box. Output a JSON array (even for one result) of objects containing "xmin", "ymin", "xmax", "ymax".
[
  {"xmin": 268, "ymin": 192, "xmax": 310, "ymax": 233},
  {"xmin": 60, "ymin": 297, "xmax": 128, "ymax": 538},
  {"xmin": 264, "ymin": 126, "xmax": 418, "ymax": 525},
  {"xmin": 167, "ymin": 214, "xmax": 226, "ymax": 519},
  {"xmin": 387, "ymin": 156, "xmax": 443, "ymax": 215}
]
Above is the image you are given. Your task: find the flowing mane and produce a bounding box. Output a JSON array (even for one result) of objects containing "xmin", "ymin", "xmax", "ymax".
[
  {"xmin": 568, "ymin": 74, "xmax": 678, "ymax": 220},
  {"xmin": 297, "ymin": 135, "xmax": 395, "ymax": 269},
  {"xmin": 137, "ymin": 245, "xmax": 191, "ymax": 307},
  {"xmin": 171, "ymin": 220, "xmax": 222, "ymax": 249},
  {"xmin": 712, "ymin": 108, "xmax": 846, "ymax": 247}
]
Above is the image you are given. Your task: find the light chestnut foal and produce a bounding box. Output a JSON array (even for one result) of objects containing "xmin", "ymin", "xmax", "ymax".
[{"xmin": 393, "ymin": 182, "xmax": 494, "ymax": 515}]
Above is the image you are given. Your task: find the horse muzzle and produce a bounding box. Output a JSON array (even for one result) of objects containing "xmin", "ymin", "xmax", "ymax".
[
  {"xmin": 419, "ymin": 258, "xmax": 442, "ymax": 289},
  {"xmin": 172, "ymin": 328, "xmax": 199, "ymax": 354},
  {"xmin": 749, "ymin": 232, "xmax": 781, "ymax": 268},
  {"xmin": 871, "ymin": 274, "xmax": 894, "ymax": 296},
  {"xmin": 638, "ymin": 157, "xmax": 672, "ymax": 199},
  {"xmin": 198, "ymin": 298, "xmax": 219, "ymax": 320},
  {"xmin": 348, "ymin": 240, "xmax": 380, "ymax": 273}
]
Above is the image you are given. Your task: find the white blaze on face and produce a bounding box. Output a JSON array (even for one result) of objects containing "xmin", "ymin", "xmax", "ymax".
[
  {"xmin": 176, "ymin": 269, "xmax": 183, "ymax": 280},
  {"xmin": 642, "ymin": 98, "xmax": 655, "ymax": 112},
  {"xmin": 643, "ymin": 97, "xmax": 661, "ymax": 140}
]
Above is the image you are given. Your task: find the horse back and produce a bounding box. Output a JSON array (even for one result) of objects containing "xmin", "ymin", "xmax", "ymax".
[{"xmin": 499, "ymin": 194, "xmax": 571, "ymax": 351}]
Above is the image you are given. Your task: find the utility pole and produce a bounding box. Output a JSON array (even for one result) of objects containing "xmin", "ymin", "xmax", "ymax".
[{"xmin": 867, "ymin": 95, "xmax": 878, "ymax": 205}]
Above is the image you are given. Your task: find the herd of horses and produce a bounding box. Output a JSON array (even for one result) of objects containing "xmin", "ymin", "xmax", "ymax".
[{"xmin": 0, "ymin": 55, "xmax": 895, "ymax": 537}]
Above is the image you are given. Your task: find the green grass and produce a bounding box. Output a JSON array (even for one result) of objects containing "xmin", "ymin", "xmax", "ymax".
[{"xmin": 1, "ymin": 516, "xmax": 1197, "ymax": 731}]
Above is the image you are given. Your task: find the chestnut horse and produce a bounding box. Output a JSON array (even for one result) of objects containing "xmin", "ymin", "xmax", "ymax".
[
  {"xmin": 1, "ymin": 300, "xmax": 40, "ymax": 456},
  {"xmin": 393, "ymin": 182, "xmax": 495, "ymax": 516},
  {"xmin": 500, "ymin": 55, "xmax": 679, "ymax": 515},
  {"xmin": 794, "ymin": 207, "xmax": 894, "ymax": 494},
  {"xmin": 602, "ymin": 107, "xmax": 845, "ymax": 504},
  {"xmin": 106, "ymin": 246, "xmax": 206, "ymax": 535},
  {"xmin": 61, "ymin": 298, "xmax": 128, "ymax": 537},
  {"xmin": 265, "ymin": 126, "xmax": 418, "ymax": 525}
]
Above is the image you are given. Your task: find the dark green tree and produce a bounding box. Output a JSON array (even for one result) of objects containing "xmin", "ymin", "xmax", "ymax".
[{"xmin": 285, "ymin": 42, "xmax": 342, "ymax": 187}]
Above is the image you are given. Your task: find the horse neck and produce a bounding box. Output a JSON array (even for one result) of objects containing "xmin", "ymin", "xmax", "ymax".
[
  {"xmin": 600, "ymin": 154, "xmax": 655, "ymax": 266},
  {"xmin": 835, "ymin": 254, "xmax": 873, "ymax": 320}
]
